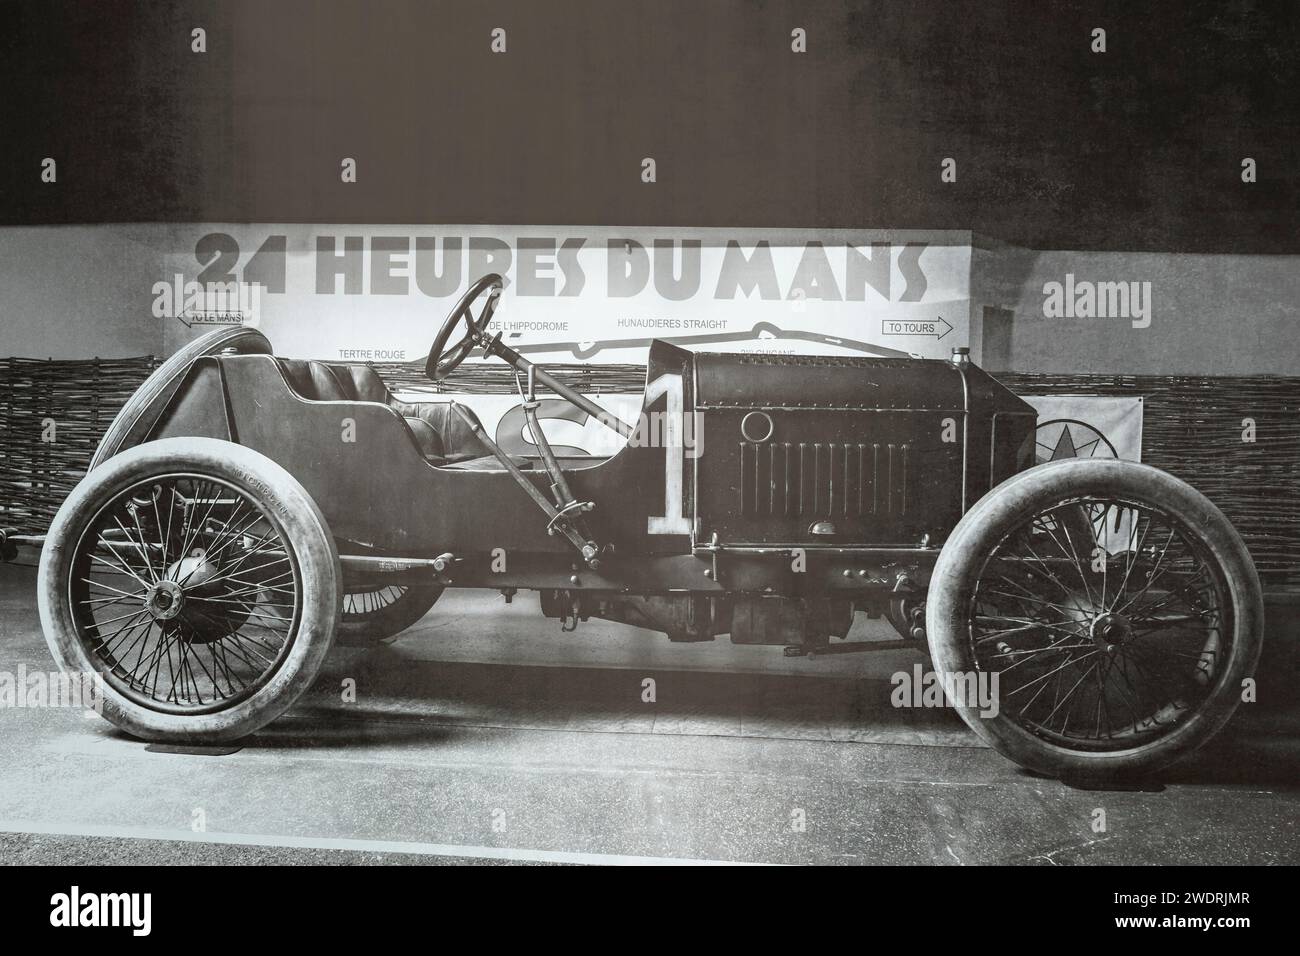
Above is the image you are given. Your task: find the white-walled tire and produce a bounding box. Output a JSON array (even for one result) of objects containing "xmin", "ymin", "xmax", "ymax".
[
  {"xmin": 39, "ymin": 437, "xmax": 341, "ymax": 743},
  {"xmin": 926, "ymin": 459, "xmax": 1263, "ymax": 781}
]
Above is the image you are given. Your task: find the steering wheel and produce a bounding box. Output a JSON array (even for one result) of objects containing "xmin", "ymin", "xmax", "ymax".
[
  {"xmin": 425, "ymin": 273, "xmax": 504, "ymax": 381},
  {"xmin": 424, "ymin": 271, "xmax": 634, "ymax": 442}
]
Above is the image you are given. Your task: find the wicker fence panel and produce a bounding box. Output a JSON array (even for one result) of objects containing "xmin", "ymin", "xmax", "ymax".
[
  {"xmin": 2, "ymin": 356, "xmax": 1297, "ymax": 586},
  {"xmin": 0, "ymin": 356, "xmax": 160, "ymax": 535},
  {"xmin": 995, "ymin": 372, "xmax": 1300, "ymax": 587}
]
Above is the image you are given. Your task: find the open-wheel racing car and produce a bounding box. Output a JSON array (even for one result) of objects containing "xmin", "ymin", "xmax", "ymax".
[{"xmin": 26, "ymin": 274, "xmax": 1262, "ymax": 781}]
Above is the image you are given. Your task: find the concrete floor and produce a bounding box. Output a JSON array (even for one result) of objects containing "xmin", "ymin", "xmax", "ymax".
[{"xmin": 0, "ymin": 563, "xmax": 1297, "ymax": 865}]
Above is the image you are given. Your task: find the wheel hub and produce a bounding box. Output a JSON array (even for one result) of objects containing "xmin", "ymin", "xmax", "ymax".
[
  {"xmin": 1089, "ymin": 611, "xmax": 1130, "ymax": 652},
  {"xmin": 157, "ymin": 547, "xmax": 251, "ymax": 639},
  {"xmin": 144, "ymin": 579, "xmax": 185, "ymax": 621},
  {"xmin": 165, "ymin": 547, "xmax": 218, "ymax": 589}
]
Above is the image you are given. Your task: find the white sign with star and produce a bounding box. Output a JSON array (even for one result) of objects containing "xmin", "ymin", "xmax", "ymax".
[{"xmin": 1025, "ymin": 395, "xmax": 1144, "ymax": 464}]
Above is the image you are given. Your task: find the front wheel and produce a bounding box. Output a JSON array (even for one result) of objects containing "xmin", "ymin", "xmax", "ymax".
[
  {"xmin": 38, "ymin": 437, "xmax": 341, "ymax": 743},
  {"xmin": 926, "ymin": 459, "xmax": 1262, "ymax": 781}
]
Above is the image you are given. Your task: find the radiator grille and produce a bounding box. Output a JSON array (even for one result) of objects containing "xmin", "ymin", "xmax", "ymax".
[{"xmin": 738, "ymin": 442, "xmax": 909, "ymax": 517}]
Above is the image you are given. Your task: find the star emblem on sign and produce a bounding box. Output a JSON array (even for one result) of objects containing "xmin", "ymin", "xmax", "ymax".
[{"xmin": 1035, "ymin": 419, "xmax": 1118, "ymax": 465}]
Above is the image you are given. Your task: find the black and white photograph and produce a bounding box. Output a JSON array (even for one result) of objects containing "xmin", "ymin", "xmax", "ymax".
[{"xmin": 0, "ymin": 0, "xmax": 1295, "ymax": 915}]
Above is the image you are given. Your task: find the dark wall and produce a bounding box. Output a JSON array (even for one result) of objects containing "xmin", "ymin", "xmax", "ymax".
[
  {"xmin": 2, "ymin": 0, "xmax": 1296, "ymax": 253},
  {"xmin": 971, "ymin": 243, "xmax": 1300, "ymax": 376}
]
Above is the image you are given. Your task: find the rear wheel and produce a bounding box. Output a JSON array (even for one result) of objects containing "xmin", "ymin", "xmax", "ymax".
[
  {"xmin": 926, "ymin": 459, "xmax": 1262, "ymax": 781},
  {"xmin": 38, "ymin": 437, "xmax": 340, "ymax": 743},
  {"xmin": 335, "ymin": 584, "xmax": 443, "ymax": 646}
]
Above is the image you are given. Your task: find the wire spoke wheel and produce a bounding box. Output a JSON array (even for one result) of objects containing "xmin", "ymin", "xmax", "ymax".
[
  {"xmin": 971, "ymin": 495, "xmax": 1225, "ymax": 752},
  {"xmin": 69, "ymin": 474, "xmax": 300, "ymax": 712},
  {"xmin": 40, "ymin": 438, "xmax": 340, "ymax": 743},
  {"xmin": 336, "ymin": 582, "xmax": 444, "ymax": 646},
  {"xmin": 926, "ymin": 459, "xmax": 1262, "ymax": 781},
  {"xmin": 343, "ymin": 585, "xmax": 410, "ymax": 620}
]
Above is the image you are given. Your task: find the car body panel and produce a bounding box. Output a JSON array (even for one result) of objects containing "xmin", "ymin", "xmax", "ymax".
[{"xmin": 101, "ymin": 336, "xmax": 1035, "ymax": 602}]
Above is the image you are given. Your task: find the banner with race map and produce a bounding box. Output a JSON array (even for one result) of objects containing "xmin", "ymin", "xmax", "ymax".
[{"xmin": 156, "ymin": 224, "xmax": 974, "ymax": 363}]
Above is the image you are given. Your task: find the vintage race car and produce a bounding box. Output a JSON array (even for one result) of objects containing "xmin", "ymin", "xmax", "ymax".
[{"xmin": 25, "ymin": 275, "xmax": 1263, "ymax": 780}]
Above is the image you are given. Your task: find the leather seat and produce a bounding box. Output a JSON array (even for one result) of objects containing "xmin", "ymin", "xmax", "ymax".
[{"xmin": 277, "ymin": 359, "xmax": 498, "ymax": 465}]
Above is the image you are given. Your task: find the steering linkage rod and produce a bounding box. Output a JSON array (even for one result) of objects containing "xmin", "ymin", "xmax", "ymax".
[{"xmin": 474, "ymin": 329, "xmax": 637, "ymax": 440}]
